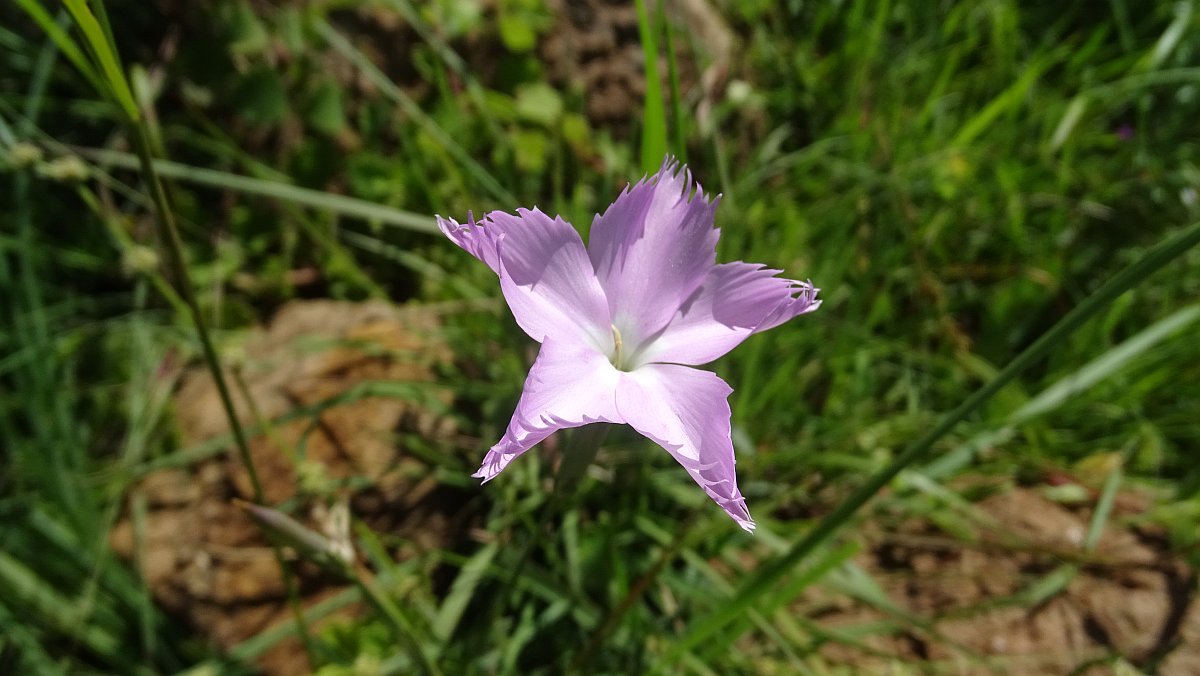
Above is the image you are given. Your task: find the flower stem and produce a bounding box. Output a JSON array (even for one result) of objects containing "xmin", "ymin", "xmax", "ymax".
[
  {"xmin": 555, "ymin": 424, "xmax": 610, "ymax": 496},
  {"xmin": 489, "ymin": 424, "xmax": 612, "ymax": 649}
]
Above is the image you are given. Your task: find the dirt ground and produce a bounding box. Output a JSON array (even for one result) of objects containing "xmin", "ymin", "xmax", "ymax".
[
  {"xmin": 541, "ymin": 0, "xmax": 733, "ymax": 127},
  {"xmin": 803, "ymin": 487, "xmax": 1198, "ymax": 674},
  {"xmin": 110, "ymin": 300, "xmax": 469, "ymax": 674}
]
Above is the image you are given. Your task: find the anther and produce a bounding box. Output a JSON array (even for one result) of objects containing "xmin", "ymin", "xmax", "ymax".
[{"xmin": 611, "ymin": 324, "xmax": 624, "ymax": 368}]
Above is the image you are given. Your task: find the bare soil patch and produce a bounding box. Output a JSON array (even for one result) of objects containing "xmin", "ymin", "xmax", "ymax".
[
  {"xmin": 804, "ymin": 486, "xmax": 1198, "ymax": 674},
  {"xmin": 110, "ymin": 300, "xmax": 467, "ymax": 674}
]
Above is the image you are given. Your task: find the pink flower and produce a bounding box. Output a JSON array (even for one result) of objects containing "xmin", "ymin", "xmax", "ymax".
[{"xmin": 438, "ymin": 159, "xmax": 820, "ymax": 531}]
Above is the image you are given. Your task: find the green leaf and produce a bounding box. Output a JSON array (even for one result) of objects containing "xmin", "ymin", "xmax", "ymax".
[
  {"xmin": 305, "ymin": 78, "xmax": 347, "ymax": 135},
  {"xmin": 231, "ymin": 67, "xmax": 287, "ymax": 126},
  {"xmin": 513, "ymin": 129, "xmax": 548, "ymax": 173},
  {"xmin": 515, "ymin": 82, "xmax": 563, "ymax": 128},
  {"xmin": 224, "ymin": 0, "xmax": 270, "ymax": 55},
  {"xmin": 498, "ymin": 13, "xmax": 537, "ymax": 53}
]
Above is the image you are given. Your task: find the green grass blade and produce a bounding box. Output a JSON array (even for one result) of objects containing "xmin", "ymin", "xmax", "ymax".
[
  {"xmin": 229, "ymin": 587, "xmax": 360, "ymax": 661},
  {"xmin": 12, "ymin": 0, "xmax": 104, "ymax": 96},
  {"xmin": 431, "ymin": 543, "xmax": 498, "ymax": 650},
  {"xmin": 670, "ymin": 220, "xmax": 1200, "ymax": 657},
  {"xmin": 0, "ymin": 551, "xmax": 123, "ymax": 664},
  {"xmin": 922, "ymin": 302, "xmax": 1200, "ymax": 479},
  {"xmin": 1142, "ymin": 1, "xmax": 1191, "ymax": 71},
  {"xmin": 952, "ymin": 52, "xmax": 1055, "ymax": 147},
  {"xmin": 1084, "ymin": 465, "xmax": 1123, "ymax": 552},
  {"xmin": 71, "ymin": 146, "xmax": 437, "ymax": 233},
  {"xmin": 1011, "ymin": 304, "xmax": 1200, "ymax": 425},
  {"xmin": 352, "ymin": 523, "xmax": 442, "ymax": 675},
  {"xmin": 703, "ymin": 540, "xmax": 859, "ymax": 660},
  {"xmin": 61, "ymin": 0, "xmax": 138, "ymax": 120},
  {"xmin": 1017, "ymin": 564, "xmax": 1079, "ymax": 606},
  {"xmin": 381, "ymin": 0, "xmax": 505, "ymax": 145},
  {"xmin": 635, "ymin": 0, "xmax": 668, "ymax": 171},
  {"xmin": 660, "ymin": 0, "xmax": 687, "ymax": 164},
  {"xmin": 5, "ymin": 36, "xmax": 94, "ymax": 529},
  {"xmin": 1049, "ymin": 95, "xmax": 1089, "ymax": 152}
]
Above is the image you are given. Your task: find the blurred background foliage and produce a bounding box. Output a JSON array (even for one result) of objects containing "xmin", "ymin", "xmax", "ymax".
[{"xmin": 2, "ymin": 0, "xmax": 1200, "ymax": 673}]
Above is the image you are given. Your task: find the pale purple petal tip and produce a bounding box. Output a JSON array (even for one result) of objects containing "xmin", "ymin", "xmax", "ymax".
[
  {"xmin": 588, "ymin": 157, "xmax": 722, "ymax": 343},
  {"xmin": 756, "ymin": 277, "xmax": 822, "ymax": 332},
  {"xmin": 472, "ymin": 443, "xmax": 522, "ymax": 483},
  {"xmin": 616, "ymin": 364, "xmax": 756, "ymax": 532},
  {"xmin": 442, "ymin": 207, "xmax": 612, "ymax": 346},
  {"xmin": 687, "ymin": 459, "xmax": 756, "ymax": 532},
  {"xmin": 437, "ymin": 212, "xmax": 501, "ymax": 275},
  {"xmin": 474, "ymin": 338, "xmax": 623, "ymax": 483},
  {"xmin": 638, "ymin": 264, "xmax": 822, "ymax": 366}
]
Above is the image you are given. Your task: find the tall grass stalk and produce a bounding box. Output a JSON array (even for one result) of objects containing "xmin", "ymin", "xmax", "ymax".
[
  {"xmin": 58, "ymin": 0, "xmax": 318, "ymax": 664},
  {"xmin": 124, "ymin": 125, "xmax": 269, "ymax": 499},
  {"xmin": 57, "ymin": 0, "xmax": 262, "ymax": 504}
]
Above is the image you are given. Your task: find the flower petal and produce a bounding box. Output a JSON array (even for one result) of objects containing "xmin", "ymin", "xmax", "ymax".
[
  {"xmin": 588, "ymin": 159, "xmax": 720, "ymax": 346},
  {"xmin": 438, "ymin": 212, "xmax": 501, "ymax": 275},
  {"xmin": 474, "ymin": 338, "xmax": 623, "ymax": 482},
  {"xmin": 616, "ymin": 364, "xmax": 755, "ymax": 531},
  {"xmin": 441, "ymin": 209, "xmax": 614, "ymax": 347},
  {"xmin": 636, "ymin": 262, "xmax": 821, "ymax": 366}
]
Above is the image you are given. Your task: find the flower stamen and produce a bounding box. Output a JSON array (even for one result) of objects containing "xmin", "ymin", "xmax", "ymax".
[{"xmin": 611, "ymin": 324, "xmax": 626, "ymax": 370}]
